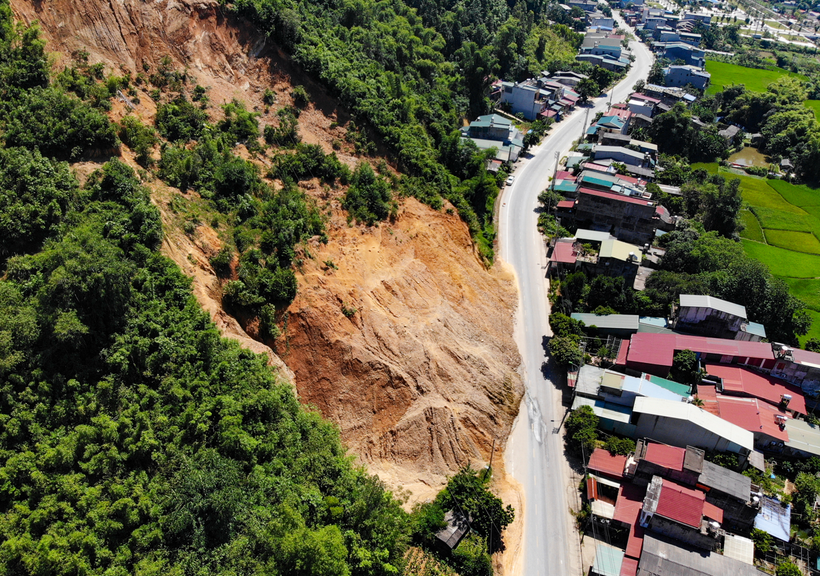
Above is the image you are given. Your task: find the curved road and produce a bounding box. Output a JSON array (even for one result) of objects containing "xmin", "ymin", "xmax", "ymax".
[{"xmin": 500, "ymin": 19, "xmax": 653, "ymax": 576}]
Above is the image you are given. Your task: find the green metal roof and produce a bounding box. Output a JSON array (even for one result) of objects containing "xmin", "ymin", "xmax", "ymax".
[
  {"xmin": 647, "ymin": 374, "xmax": 692, "ymax": 397},
  {"xmin": 554, "ymin": 181, "xmax": 577, "ymax": 193},
  {"xmin": 580, "ymin": 174, "xmax": 615, "ymax": 188}
]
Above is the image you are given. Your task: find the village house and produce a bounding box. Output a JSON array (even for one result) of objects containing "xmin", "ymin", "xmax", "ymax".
[
  {"xmin": 672, "ymin": 294, "xmax": 767, "ymax": 342},
  {"xmin": 663, "ymin": 65, "xmax": 710, "ymax": 90}
]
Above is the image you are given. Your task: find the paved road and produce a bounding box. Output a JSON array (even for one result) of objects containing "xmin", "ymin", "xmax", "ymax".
[{"xmin": 499, "ymin": 19, "xmax": 653, "ymax": 576}]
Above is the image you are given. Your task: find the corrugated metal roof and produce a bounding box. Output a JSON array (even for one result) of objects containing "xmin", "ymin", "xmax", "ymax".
[
  {"xmin": 575, "ymin": 228, "xmax": 615, "ymax": 242},
  {"xmin": 632, "ymin": 397, "xmax": 755, "ymax": 452},
  {"xmin": 625, "ymin": 333, "xmax": 775, "ymax": 370},
  {"xmin": 621, "ymin": 376, "xmax": 687, "ymax": 402},
  {"xmin": 619, "ymin": 557, "xmax": 639, "ymax": 576},
  {"xmin": 755, "ymin": 496, "xmax": 791, "ymax": 541},
  {"xmin": 645, "ymin": 374, "xmax": 691, "ymax": 397},
  {"xmin": 576, "ymin": 364, "xmax": 606, "ymax": 396},
  {"xmin": 639, "ymin": 533, "xmax": 763, "ymax": 576},
  {"xmin": 572, "ymin": 396, "xmax": 633, "ymax": 424},
  {"xmin": 705, "ymin": 363, "xmax": 806, "ymax": 415},
  {"xmin": 644, "ymin": 443, "xmax": 685, "ymax": 471},
  {"xmin": 589, "ymin": 448, "xmax": 628, "ymax": 478},
  {"xmin": 698, "ymin": 460, "xmax": 751, "ymax": 502},
  {"xmin": 702, "ymin": 501, "xmax": 723, "ymax": 523},
  {"xmin": 785, "ymin": 418, "xmax": 820, "ymax": 457},
  {"xmin": 746, "ymin": 322, "xmax": 767, "ymax": 338},
  {"xmin": 579, "ymin": 187, "xmax": 654, "ymax": 206},
  {"xmin": 656, "ymin": 478, "xmax": 704, "ymax": 527},
  {"xmin": 714, "ymin": 396, "xmax": 789, "ymax": 443},
  {"xmin": 572, "ymin": 313, "xmax": 640, "ymax": 331},
  {"xmin": 600, "ymin": 239, "xmax": 642, "ymax": 262},
  {"xmin": 679, "ymin": 294, "xmax": 747, "ymax": 320},
  {"xmin": 592, "ymin": 544, "xmax": 624, "ymax": 576},
  {"xmin": 595, "ymin": 145, "xmax": 646, "ymax": 160},
  {"xmin": 551, "ymin": 239, "xmax": 577, "ymax": 264}
]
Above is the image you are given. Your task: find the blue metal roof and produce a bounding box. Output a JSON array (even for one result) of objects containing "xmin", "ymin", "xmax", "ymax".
[{"xmin": 755, "ymin": 496, "xmax": 791, "ymax": 541}]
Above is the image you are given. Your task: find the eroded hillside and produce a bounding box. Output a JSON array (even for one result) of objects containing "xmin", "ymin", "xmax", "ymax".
[{"xmin": 11, "ymin": 0, "xmax": 524, "ymax": 504}]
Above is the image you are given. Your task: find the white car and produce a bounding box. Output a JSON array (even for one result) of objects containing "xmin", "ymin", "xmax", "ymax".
[{"xmin": 505, "ymin": 175, "xmax": 515, "ymax": 186}]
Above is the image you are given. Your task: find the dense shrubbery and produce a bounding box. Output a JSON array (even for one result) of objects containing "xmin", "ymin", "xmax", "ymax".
[
  {"xmin": 0, "ymin": 6, "xmax": 412, "ymax": 574},
  {"xmin": 343, "ymin": 163, "xmax": 397, "ymax": 225},
  {"xmin": 0, "ymin": 147, "xmax": 77, "ymax": 264},
  {"xmin": 155, "ymin": 94, "xmax": 209, "ymax": 142}
]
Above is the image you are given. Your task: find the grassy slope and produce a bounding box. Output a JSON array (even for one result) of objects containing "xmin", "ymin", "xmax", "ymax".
[
  {"xmin": 689, "ymin": 163, "xmax": 820, "ymax": 344},
  {"xmin": 805, "ymin": 100, "xmax": 820, "ymax": 121},
  {"xmin": 705, "ymin": 60, "xmax": 807, "ymax": 96}
]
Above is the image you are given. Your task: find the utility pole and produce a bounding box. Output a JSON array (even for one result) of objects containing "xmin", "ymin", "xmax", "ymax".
[
  {"xmin": 580, "ymin": 107, "xmax": 591, "ymax": 142},
  {"xmin": 551, "ymin": 150, "xmax": 560, "ymax": 192}
]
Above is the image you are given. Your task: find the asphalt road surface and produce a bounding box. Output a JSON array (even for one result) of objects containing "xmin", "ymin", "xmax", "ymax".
[{"xmin": 499, "ymin": 18, "xmax": 654, "ymax": 576}]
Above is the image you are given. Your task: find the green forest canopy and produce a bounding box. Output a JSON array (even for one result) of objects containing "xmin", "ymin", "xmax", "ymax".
[{"xmin": 230, "ymin": 0, "xmax": 586, "ymax": 260}]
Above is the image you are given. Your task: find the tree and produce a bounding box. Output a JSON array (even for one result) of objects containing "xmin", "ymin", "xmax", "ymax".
[
  {"xmin": 576, "ymin": 77, "xmax": 600, "ymax": 101},
  {"xmin": 550, "ymin": 336, "xmax": 583, "ymax": 367},
  {"xmin": 435, "ymin": 466, "xmax": 515, "ymax": 554},
  {"xmin": 671, "ymin": 349, "xmax": 700, "ymax": 384},
  {"xmin": 566, "ymin": 405, "xmax": 599, "ymax": 456}
]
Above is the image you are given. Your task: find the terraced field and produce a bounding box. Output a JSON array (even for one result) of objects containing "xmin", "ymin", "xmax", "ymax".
[{"xmin": 691, "ymin": 164, "xmax": 820, "ymax": 344}]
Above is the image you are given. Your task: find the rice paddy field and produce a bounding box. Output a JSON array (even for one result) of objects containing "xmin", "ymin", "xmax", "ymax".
[
  {"xmin": 694, "ymin": 164, "xmax": 820, "ymax": 344},
  {"xmin": 704, "ymin": 61, "xmax": 807, "ymax": 96}
]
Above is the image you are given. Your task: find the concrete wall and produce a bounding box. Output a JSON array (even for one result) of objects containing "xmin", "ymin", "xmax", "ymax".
[{"xmin": 634, "ymin": 413, "xmax": 742, "ymax": 453}]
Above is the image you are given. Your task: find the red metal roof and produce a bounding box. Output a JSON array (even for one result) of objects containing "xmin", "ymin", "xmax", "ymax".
[
  {"xmin": 656, "ymin": 479, "xmax": 704, "ymax": 528},
  {"xmin": 614, "ymin": 482, "xmax": 645, "ymax": 525},
  {"xmin": 578, "ymin": 187, "xmax": 654, "ymax": 206},
  {"xmin": 589, "ymin": 448, "xmax": 628, "ymax": 478},
  {"xmin": 626, "ymin": 524, "xmax": 645, "ymax": 559},
  {"xmin": 557, "ymin": 199, "xmax": 576, "ymax": 209},
  {"xmin": 792, "ymin": 347, "xmax": 820, "ymax": 366},
  {"xmin": 583, "ymin": 162, "xmax": 615, "ymax": 173},
  {"xmin": 625, "ymin": 333, "xmax": 775, "ymax": 371},
  {"xmin": 550, "ymin": 240, "xmax": 577, "ymax": 264},
  {"xmin": 616, "ymin": 340, "xmax": 630, "ymax": 366},
  {"xmin": 587, "ymin": 477, "xmax": 599, "ymax": 501},
  {"xmin": 644, "ymin": 443, "xmax": 685, "ymax": 471},
  {"xmin": 555, "ymin": 170, "xmax": 576, "ymax": 181},
  {"xmin": 705, "ymin": 363, "xmax": 807, "ymax": 414},
  {"xmin": 631, "ymin": 92, "xmax": 661, "ymax": 104},
  {"xmin": 620, "ymin": 557, "xmax": 639, "ymax": 576},
  {"xmin": 714, "ymin": 396, "xmax": 789, "ymax": 442},
  {"xmin": 702, "ymin": 501, "xmax": 724, "ymax": 524},
  {"xmin": 540, "ymin": 110, "xmax": 558, "ymax": 118}
]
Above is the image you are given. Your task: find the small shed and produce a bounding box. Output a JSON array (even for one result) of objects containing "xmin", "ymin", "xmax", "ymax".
[{"xmin": 434, "ymin": 510, "xmax": 471, "ymax": 554}]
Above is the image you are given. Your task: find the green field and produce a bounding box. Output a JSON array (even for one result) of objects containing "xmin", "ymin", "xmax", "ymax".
[
  {"xmin": 783, "ymin": 278, "xmax": 820, "ymax": 311},
  {"xmin": 742, "ymin": 240, "xmax": 820, "ymax": 277},
  {"xmin": 803, "ymin": 309, "xmax": 820, "ymax": 343},
  {"xmin": 752, "ymin": 206, "xmax": 813, "ymax": 231},
  {"xmin": 764, "ymin": 229, "xmax": 820, "ymax": 254},
  {"xmin": 805, "ymin": 100, "xmax": 820, "ymax": 122},
  {"xmin": 740, "ymin": 208, "xmax": 766, "ymax": 242},
  {"xmin": 768, "ymin": 179, "xmax": 820, "ymax": 208},
  {"xmin": 720, "ymin": 171, "xmax": 820, "ymax": 345},
  {"xmin": 705, "ymin": 61, "xmax": 807, "ymax": 96}
]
